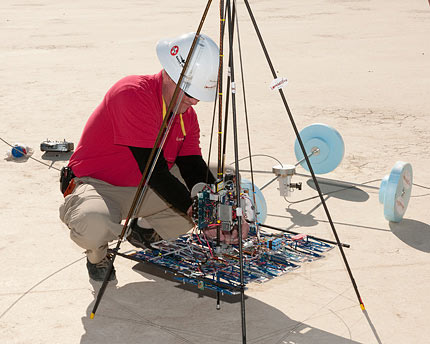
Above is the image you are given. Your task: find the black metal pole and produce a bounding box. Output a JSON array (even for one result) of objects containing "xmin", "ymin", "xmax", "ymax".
[
  {"xmin": 233, "ymin": 3, "xmax": 259, "ymax": 237},
  {"xmin": 221, "ymin": 0, "xmax": 233, "ymax": 174},
  {"xmin": 242, "ymin": 0, "xmax": 365, "ymax": 310},
  {"xmin": 90, "ymin": 0, "xmax": 214, "ymax": 319},
  {"xmin": 227, "ymin": 1, "xmax": 247, "ymax": 343},
  {"xmin": 215, "ymin": 0, "xmax": 226, "ymax": 311},
  {"xmin": 217, "ymin": 0, "xmax": 226, "ymax": 180}
]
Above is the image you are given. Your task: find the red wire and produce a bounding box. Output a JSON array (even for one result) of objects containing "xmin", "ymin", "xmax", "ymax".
[{"xmin": 201, "ymin": 230, "xmax": 214, "ymax": 258}]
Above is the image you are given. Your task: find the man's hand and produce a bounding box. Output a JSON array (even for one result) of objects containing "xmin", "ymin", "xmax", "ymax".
[
  {"xmin": 187, "ymin": 205, "xmax": 193, "ymax": 218},
  {"xmin": 187, "ymin": 205, "xmax": 250, "ymax": 244},
  {"xmin": 201, "ymin": 220, "xmax": 250, "ymax": 245}
]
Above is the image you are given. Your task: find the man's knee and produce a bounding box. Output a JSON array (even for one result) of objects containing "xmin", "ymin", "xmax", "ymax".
[{"xmin": 68, "ymin": 211, "xmax": 116, "ymax": 248}]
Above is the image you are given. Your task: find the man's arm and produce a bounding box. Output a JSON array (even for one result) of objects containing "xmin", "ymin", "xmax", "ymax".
[
  {"xmin": 175, "ymin": 155, "xmax": 216, "ymax": 190},
  {"xmin": 129, "ymin": 146, "xmax": 192, "ymax": 214}
]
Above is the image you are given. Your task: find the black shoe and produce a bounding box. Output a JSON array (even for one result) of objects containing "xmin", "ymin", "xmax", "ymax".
[
  {"xmin": 127, "ymin": 218, "xmax": 162, "ymax": 249},
  {"xmin": 86, "ymin": 253, "xmax": 116, "ymax": 281}
]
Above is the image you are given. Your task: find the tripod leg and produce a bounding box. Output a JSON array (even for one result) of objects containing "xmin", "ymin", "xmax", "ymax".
[
  {"xmin": 89, "ymin": 0, "xmax": 215, "ymax": 319},
  {"xmin": 227, "ymin": 1, "xmax": 247, "ymax": 342},
  {"xmin": 242, "ymin": 0, "xmax": 365, "ymax": 310},
  {"xmin": 90, "ymin": 244, "xmax": 120, "ymax": 318}
]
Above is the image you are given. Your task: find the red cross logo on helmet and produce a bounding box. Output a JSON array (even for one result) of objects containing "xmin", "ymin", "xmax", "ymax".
[{"xmin": 170, "ymin": 45, "xmax": 179, "ymax": 56}]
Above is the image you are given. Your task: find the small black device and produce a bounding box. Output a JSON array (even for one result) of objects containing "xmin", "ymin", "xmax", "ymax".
[{"xmin": 60, "ymin": 166, "xmax": 75, "ymax": 194}]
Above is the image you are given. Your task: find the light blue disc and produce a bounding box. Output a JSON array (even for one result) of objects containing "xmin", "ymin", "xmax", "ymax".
[
  {"xmin": 294, "ymin": 123, "xmax": 345, "ymax": 174},
  {"xmin": 241, "ymin": 178, "xmax": 267, "ymax": 224},
  {"xmin": 379, "ymin": 161, "xmax": 413, "ymax": 222},
  {"xmin": 379, "ymin": 175, "xmax": 389, "ymax": 204}
]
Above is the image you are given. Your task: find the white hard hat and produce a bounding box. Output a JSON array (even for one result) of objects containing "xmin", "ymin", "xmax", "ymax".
[{"xmin": 156, "ymin": 32, "xmax": 219, "ymax": 102}]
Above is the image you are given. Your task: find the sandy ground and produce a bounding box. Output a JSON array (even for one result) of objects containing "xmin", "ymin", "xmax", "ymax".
[{"xmin": 1, "ymin": 0, "xmax": 429, "ymax": 343}]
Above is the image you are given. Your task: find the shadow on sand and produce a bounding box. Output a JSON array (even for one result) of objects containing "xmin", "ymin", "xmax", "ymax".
[
  {"xmin": 266, "ymin": 178, "xmax": 391, "ymax": 234},
  {"xmin": 306, "ymin": 180, "xmax": 370, "ymax": 203},
  {"xmin": 41, "ymin": 151, "xmax": 73, "ymax": 161},
  {"xmin": 81, "ymin": 263, "xmax": 362, "ymax": 344},
  {"xmin": 390, "ymin": 219, "xmax": 430, "ymax": 253}
]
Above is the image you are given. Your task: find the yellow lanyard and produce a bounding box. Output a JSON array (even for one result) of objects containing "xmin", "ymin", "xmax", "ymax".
[{"xmin": 162, "ymin": 98, "xmax": 186, "ymax": 137}]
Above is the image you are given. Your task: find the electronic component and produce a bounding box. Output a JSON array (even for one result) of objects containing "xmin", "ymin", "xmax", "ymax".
[
  {"xmin": 40, "ymin": 139, "xmax": 74, "ymax": 152},
  {"xmin": 191, "ymin": 169, "xmax": 255, "ymax": 233},
  {"xmin": 124, "ymin": 230, "xmax": 333, "ymax": 295}
]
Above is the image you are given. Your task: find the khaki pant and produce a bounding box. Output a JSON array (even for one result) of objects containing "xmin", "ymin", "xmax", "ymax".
[{"xmin": 59, "ymin": 166, "xmax": 193, "ymax": 263}]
